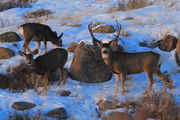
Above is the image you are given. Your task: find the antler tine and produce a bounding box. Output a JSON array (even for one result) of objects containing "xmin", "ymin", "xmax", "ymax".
[
  {"xmin": 112, "ymin": 20, "xmax": 122, "ymax": 41},
  {"xmin": 88, "ymin": 22, "xmax": 96, "ymax": 40},
  {"xmin": 88, "ymin": 22, "xmax": 100, "ymax": 46}
]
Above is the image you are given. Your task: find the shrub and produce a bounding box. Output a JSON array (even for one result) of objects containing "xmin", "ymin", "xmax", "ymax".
[
  {"xmin": 135, "ymin": 92, "xmax": 179, "ymax": 120},
  {"xmin": 4, "ymin": 61, "xmax": 34, "ymax": 92},
  {"xmin": 23, "ymin": 9, "xmax": 52, "ymax": 19},
  {"xmin": 107, "ymin": 0, "xmax": 152, "ymax": 13},
  {"xmin": 0, "ymin": 0, "xmax": 37, "ymax": 12}
]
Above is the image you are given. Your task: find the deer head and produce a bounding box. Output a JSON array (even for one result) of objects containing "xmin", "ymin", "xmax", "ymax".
[
  {"xmin": 88, "ymin": 21, "xmax": 122, "ymax": 51},
  {"xmin": 18, "ymin": 49, "xmax": 39, "ymax": 70}
]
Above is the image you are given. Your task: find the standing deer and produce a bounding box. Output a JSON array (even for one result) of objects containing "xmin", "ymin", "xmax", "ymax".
[
  {"xmin": 18, "ymin": 48, "xmax": 68, "ymax": 92},
  {"xmin": 19, "ymin": 23, "xmax": 63, "ymax": 54},
  {"xmin": 88, "ymin": 21, "xmax": 123, "ymax": 52},
  {"xmin": 88, "ymin": 22, "xmax": 169, "ymax": 95}
]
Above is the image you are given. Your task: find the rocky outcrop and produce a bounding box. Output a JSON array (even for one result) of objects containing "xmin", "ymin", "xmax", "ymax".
[{"xmin": 70, "ymin": 42, "xmax": 112, "ymax": 83}]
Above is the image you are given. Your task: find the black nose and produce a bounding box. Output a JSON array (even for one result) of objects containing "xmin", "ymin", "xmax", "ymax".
[{"xmin": 103, "ymin": 51, "xmax": 108, "ymax": 54}]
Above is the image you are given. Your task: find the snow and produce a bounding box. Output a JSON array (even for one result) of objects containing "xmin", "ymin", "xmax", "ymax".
[{"xmin": 0, "ymin": 0, "xmax": 180, "ymax": 119}]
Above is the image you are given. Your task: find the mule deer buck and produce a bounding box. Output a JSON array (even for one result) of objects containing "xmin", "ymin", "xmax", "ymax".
[
  {"xmin": 19, "ymin": 23, "xmax": 63, "ymax": 54},
  {"xmin": 88, "ymin": 21, "xmax": 123, "ymax": 52},
  {"xmin": 18, "ymin": 48, "xmax": 68, "ymax": 92},
  {"xmin": 88, "ymin": 22, "xmax": 169, "ymax": 96}
]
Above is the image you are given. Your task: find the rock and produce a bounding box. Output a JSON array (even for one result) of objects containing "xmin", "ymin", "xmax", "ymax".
[
  {"xmin": 45, "ymin": 107, "xmax": 68, "ymax": 119},
  {"xmin": 59, "ymin": 90, "xmax": 71, "ymax": 96},
  {"xmin": 0, "ymin": 47, "xmax": 15, "ymax": 59},
  {"xmin": 0, "ymin": 32, "xmax": 21, "ymax": 42},
  {"xmin": 12, "ymin": 101, "xmax": 36, "ymax": 110},
  {"xmin": 97, "ymin": 99, "xmax": 118, "ymax": 111},
  {"xmin": 157, "ymin": 35, "xmax": 178, "ymax": 52},
  {"xmin": 66, "ymin": 42, "xmax": 79, "ymax": 52},
  {"xmin": 93, "ymin": 25, "xmax": 115, "ymax": 33},
  {"xmin": 103, "ymin": 112, "xmax": 134, "ymax": 120},
  {"xmin": 70, "ymin": 42, "xmax": 112, "ymax": 83}
]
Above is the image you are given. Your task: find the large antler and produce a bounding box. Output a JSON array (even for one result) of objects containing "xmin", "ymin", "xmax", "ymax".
[
  {"xmin": 88, "ymin": 22, "xmax": 101, "ymax": 46},
  {"xmin": 112, "ymin": 20, "xmax": 122, "ymax": 41}
]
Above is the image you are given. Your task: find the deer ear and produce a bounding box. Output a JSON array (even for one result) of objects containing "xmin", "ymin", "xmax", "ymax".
[
  {"xmin": 53, "ymin": 31, "xmax": 57, "ymax": 36},
  {"xmin": 59, "ymin": 32, "xmax": 63, "ymax": 38},
  {"xmin": 32, "ymin": 49, "xmax": 39, "ymax": 56},
  {"xmin": 95, "ymin": 40, "xmax": 103, "ymax": 48},
  {"xmin": 109, "ymin": 39, "xmax": 118, "ymax": 46},
  {"xmin": 18, "ymin": 51, "xmax": 26, "ymax": 57}
]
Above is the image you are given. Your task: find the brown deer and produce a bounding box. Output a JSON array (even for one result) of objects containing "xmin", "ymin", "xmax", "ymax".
[
  {"xmin": 175, "ymin": 39, "xmax": 180, "ymax": 66},
  {"xmin": 88, "ymin": 22, "xmax": 169, "ymax": 96},
  {"xmin": 19, "ymin": 23, "xmax": 63, "ymax": 54},
  {"xmin": 18, "ymin": 48, "xmax": 68, "ymax": 92},
  {"xmin": 88, "ymin": 21, "xmax": 123, "ymax": 52}
]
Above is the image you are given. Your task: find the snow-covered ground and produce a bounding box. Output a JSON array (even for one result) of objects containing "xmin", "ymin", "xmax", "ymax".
[{"xmin": 0, "ymin": 0, "xmax": 180, "ymax": 119}]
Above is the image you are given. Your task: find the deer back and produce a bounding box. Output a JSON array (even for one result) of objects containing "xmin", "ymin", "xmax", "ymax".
[
  {"xmin": 19, "ymin": 23, "xmax": 62, "ymax": 46},
  {"xmin": 106, "ymin": 51, "xmax": 160, "ymax": 74},
  {"xmin": 35, "ymin": 48, "xmax": 68, "ymax": 73}
]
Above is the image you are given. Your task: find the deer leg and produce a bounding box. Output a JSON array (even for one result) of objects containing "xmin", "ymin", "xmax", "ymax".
[
  {"xmin": 154, "ymin": 68, "xmax": 168, "ymax": 93},
  {"xmin": 144, "ymin": 72, "xmax": 153, "ymax": 95},
  {"xmin": 114, "ymin": 73, "xmax": 119, "ymax": 93},
  {"xmin": 43, "ymin": 72, "xmax": 49, "ymax": 91},
  {"xmin": 43, "ymin": 40, "xmax": 47, "ymax": 53},
  {"xmin": 121, "ymin": 73, "xmax": 126, "ymax": 95},
  {"xmin": 57, "ymin": 68, "xmax": 63, "ymax": 86},
  {"xmin": 36, "ymin": 41, "xmax": 41, "ymax": 53},
  {"xmin": 34, "ymin": 74, "xmax": 41, "ymax": 92},
  {"xmin": 23, "ymin": 40, "xmax": 31, "ymax": 53}
]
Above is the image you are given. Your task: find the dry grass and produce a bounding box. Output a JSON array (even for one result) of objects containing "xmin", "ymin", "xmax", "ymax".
[
  {"xmin": 107, "ymin": 0, "xmax": 152, "ymax": 13},
  {"xmin": 59, "ymin": 16, "xmax": 82, "ymax": 27},
  {"xmin": 24, "ymin": 9, "xmax": 52, "ymax": 19},
  {"xmin": 0, "ymin": 0, "xmax": 37, "ymax": 12},
  {"xmin": 135, "ymin": 92, "xmax": 179, "ymax": 120},
  {"xmin": 24, "ymin": 9, "xmax": 53, "ymax": 23},
  {"xmin": 4, "ymin": 61, "xmax": 34, "ymax": 92},
  {"xmin": 101, "ymin": 92, "xmax": 179, "ymax": 120}
]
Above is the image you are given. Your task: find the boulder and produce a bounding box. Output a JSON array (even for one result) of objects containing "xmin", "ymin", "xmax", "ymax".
[
  {"xmin": 0, "ymin": 32, "xmax": 21, "ymax": 42},
  {"xmin": 0, "ymin": 47, "xmax": 15, "ymax": 59},
  {"xmin": 66, "ymin": 42, "xmax": 79, "ymax": 52},
  {"xmin": 59, "ymin": 90, "xmax": 71, "ymax": 96},
  {"xmin": 103, "ymin": 112, "xmax": 134, "ymax": 120},
  {"xmin": 12, "ymin": 101, "xmax": 36, "ymax": 110},
  {"xmin": 93, "ymin": 25, "xmax": 115, "ymax": 33},
  {"xmin": 97, "ymin": 99, "xmax": 118, "ymax": 111},
  {"xmin": 70, "ymin": 42, "xmax": 112, "ymax": 83},
  {"xmin": 45, "ymin": 107, "xmax": 68, "ymax": 119},
  {"xmin": 157, "ymin": 35, "xmax": 178, "ymax": 52}
]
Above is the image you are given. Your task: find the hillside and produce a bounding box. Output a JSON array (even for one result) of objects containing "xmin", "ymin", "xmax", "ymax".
[{"xmin": 0, "ymin": 0, "xmax": 179, "ymax": 119}]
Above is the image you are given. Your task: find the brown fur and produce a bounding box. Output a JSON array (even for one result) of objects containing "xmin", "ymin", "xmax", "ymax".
[
  {"xmin": 175, "ymin": 39, "xmax": 180, "ymax": 66},
  {"xmin": 18, "ymin": 48, "xmax": 68, "ymax": 92},
  {"xmin": 98, "ymin": 41, "xmax": 168, "ymax": 95},
  {"xmin": 19, "ymin": 23, "xmax": 63, "ymax": 53}
]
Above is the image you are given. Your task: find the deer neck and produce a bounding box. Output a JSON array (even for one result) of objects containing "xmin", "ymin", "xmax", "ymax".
[{"xmin": 101, "ymin": 53, "xmax": 111, "ymax": 65}]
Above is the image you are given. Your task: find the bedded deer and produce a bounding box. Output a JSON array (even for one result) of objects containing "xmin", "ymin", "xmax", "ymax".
[
  {"xmin": 88, "ymin": 22, "xmax": 169, "ymax": 96},
  {"xmin": 18, "ymin": 48, "xmax": 68, "ymax": 92},
  {"xmin": 19, "ymin": 23, "xmax": 63, "ymax": 54}
]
